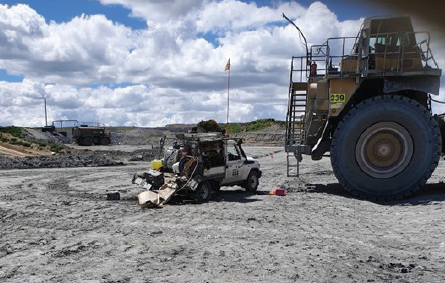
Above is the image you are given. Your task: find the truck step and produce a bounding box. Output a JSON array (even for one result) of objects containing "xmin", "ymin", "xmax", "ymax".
[{"xmin": 292, "ymin": 82, "xmax": 308, "ymax": 91}]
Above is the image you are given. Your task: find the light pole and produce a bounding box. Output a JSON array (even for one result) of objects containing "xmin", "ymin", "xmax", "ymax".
[{"xmin": 44, "ymin": 98, "xmax": 48, "ymax": 126}]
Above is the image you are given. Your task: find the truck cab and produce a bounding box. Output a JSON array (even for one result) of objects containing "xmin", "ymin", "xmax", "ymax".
[{"xmin": 221, "ymin": 138, "xmax": 261, "ymax": 191}]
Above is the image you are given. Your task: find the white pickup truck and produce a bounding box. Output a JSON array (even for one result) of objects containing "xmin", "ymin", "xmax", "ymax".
[{"xmin": 132, "ymin": 133, "xmax": 262, "ymax": 206}]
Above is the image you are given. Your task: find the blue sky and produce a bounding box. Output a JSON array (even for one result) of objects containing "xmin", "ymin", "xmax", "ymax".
[
  {"xmin": 0, "ymin": 0, "xmax": 442, "ymax": 127},
  {"xmin": 2, "ymin": 0, "xmax": 147, "ymax": 29}
]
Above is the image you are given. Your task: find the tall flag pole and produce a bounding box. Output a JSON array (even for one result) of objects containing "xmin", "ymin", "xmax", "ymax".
[{"xmin": 224, "ymin": 58, "xmax": 231, "ymax": 137}]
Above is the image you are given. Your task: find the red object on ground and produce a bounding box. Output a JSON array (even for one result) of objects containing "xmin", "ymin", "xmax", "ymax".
[{"xmin": 269, "ymin": 188, "xmax": 286, "ymax": 196}]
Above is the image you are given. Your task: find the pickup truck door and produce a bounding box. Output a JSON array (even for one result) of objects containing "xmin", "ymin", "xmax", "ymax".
[{"xmin": 224, "ymin": 142, "xmax": 245, "ymax": 184}]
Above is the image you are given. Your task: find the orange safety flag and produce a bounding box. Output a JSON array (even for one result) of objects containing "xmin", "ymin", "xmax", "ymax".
[{"xmin": 224, "ymin": 58, "xmax": 230, "ymax": 71}]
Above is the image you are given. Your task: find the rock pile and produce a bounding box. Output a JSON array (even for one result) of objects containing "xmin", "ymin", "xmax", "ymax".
[{"xmin": 0, "ymin": 152, "xmax": 121, "ymax": 169}]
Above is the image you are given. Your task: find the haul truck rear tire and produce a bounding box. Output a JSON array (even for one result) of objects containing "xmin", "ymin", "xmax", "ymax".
[
  {"xmin": 330, "ymin": 95, "xmax": 441, "ymax": 200},
  {"xmin": 100, "ymin": 137, "xmax": 110, "ymax": 145},
  {"xmin": 82, "ymin": 136, "xmax": 93, "ymax": 146}
]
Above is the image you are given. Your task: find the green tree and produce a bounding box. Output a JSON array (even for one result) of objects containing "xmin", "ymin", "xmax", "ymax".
[{"xmin": 197, "ymin": 119, "xmax": 221, "ymax": 133}]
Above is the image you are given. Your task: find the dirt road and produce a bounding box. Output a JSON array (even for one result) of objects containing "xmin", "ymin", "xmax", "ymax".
[
  {"xmin": 1, "ymin": 147, "xmax": 445, "ymax": 282},
  {"xmin": 0, "ymin": 145, "xmax": 30, "ymax": 157}
]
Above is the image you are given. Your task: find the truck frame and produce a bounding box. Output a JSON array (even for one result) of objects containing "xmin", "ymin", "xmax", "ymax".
[{"xmin": 285, "ymin": 16, "xmax": 442, "ymax": 200}]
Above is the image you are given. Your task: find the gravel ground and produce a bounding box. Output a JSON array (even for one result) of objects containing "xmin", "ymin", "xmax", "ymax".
[{"xmin": 0, "ymin": 147, "xmax": 445, "ymax": 282}]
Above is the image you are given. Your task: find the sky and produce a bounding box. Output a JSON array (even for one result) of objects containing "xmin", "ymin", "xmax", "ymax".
[{"xmin": 0, "ymin": 0, "xmax": 444, "ymax": 127}]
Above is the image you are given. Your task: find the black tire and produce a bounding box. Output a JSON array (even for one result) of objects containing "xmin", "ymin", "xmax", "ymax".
[
  {"xmin": 100, "ymin": 137, "xmax": 110, "ymax": 145},
  {"xmin": 245, "ymin": 170, "xmax": 259, "ymax": 192},
  {"xmin": 82, "ymin": 136, "xmax": 93, "ymax": 146},
  {"xmin": 194, "ymin": 181, "xmax": 212, "ymax": 203},
  {"xmin": 179, "ymin": 156, "xmax": 198, "ymax": 178},
  {"xmin": 331, "ymin": 95, "xmax": 441, "ymax": 200},
  {"xmin": 178, "ymin": 156, "xmax": 191, "ymax": 174},
  {"xmin": 210, "ymin": 180, "xmax": 221, "ymax": 192}
]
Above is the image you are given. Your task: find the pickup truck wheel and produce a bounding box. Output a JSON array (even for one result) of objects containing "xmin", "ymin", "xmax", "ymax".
[
  {"xmin": 194, "ymin": 181, "xmax": 212, "ymax": 203},
  {"xmin": 245, "ymin": 170, "xmax": 259, "ymax": 192},
  {"xmin": 210, "ymin": 180, "xmax": 221, "ymax": 192}
]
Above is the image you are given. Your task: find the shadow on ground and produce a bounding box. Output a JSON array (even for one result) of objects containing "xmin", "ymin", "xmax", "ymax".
[
  {"xmin": 153, "ymin": 188, "xmax": 262, "ymax": 206},
  {"xmin": 302, "ymin": 182, "xmax": 445, "ymax": 205},
  {"xmin": 213, "ymin": 189, "xmax": 262, "ymax": 204},
  {"xmin": 395, "ymin": 183, "xmax": 445, "ymax": 205}
]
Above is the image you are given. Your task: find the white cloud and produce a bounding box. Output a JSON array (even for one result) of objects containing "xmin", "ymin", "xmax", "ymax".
[
  {"xmin": 196, "ymin": 0, "xmax": 305, "ymax": 33},
  {"xmin": 0, "ymin": 4, "xmax": 135, "ymax": 85},
  {"xmin": 98, "ymin": 0, "xmax": 206, "ymax": 26},
  {"xmin": 0, "ymin": 1, "xmax": 443, "ymax": 127}
]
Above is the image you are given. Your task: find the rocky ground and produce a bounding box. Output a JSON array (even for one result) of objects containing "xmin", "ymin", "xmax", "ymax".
[{"xmin": 0, "ymin": 128, "xmax": 445, "ymax": 282}]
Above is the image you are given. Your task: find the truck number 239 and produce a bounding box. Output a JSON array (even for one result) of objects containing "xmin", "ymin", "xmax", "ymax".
[{"xmin": 330, "ymin": 93, "xmax": 346, "ymax": 103}]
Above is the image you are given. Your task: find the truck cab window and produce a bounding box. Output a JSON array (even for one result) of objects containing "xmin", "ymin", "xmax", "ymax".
[{"xmin": 227, "ymin": 144, "xmax": 240, "ymax": 161}]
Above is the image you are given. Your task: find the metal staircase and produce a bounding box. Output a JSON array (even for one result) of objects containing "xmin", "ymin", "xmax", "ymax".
[{"xmin": 285, "ymin": 57, "xmax": 309, "ymax": 177}]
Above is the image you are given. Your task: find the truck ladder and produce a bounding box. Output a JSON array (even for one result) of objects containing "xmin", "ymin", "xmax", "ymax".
[{"xmin": 285, "ymin": 81, "xmax": 307, "ymax": 177}]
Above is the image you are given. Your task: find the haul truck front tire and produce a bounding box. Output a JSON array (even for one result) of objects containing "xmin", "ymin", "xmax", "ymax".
[{"xmin": 330, "ymin": 95, "xmax": 441, "ymax": 200}]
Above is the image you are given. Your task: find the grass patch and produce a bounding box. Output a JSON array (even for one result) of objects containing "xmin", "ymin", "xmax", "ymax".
[
  {"xmin": 247, "ymin": 119, "xmax": 277, "ymax": 132},
  {"xmin": 225, "ymin": 123, "xmax": 244, "ymax": 134},
  {"xmin": 37, "ymin": 142, "xmax": 47, "ymax": 147},
  {"xmin": 0, "ymin": 133, "xmax": 7, "ymax": 142},
  {"xmin": 220, "ymin": 119, "xmax": 285, "ymax": 134},
  {"xmin": 22, "ymin": 142, "xmax": 31, "ymax": 147},
  {"xmin": 0, "ymin": 126, "xmax": 22, "ymax": 138},
  {"xmin": 50, "ymin": 144, "xmax": 64, "ymax": 153}
]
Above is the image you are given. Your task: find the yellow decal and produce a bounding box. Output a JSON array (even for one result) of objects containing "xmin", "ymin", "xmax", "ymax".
[{"xmin": 330, "ymin": 93, "xmax": 346, "ymax": 103}]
